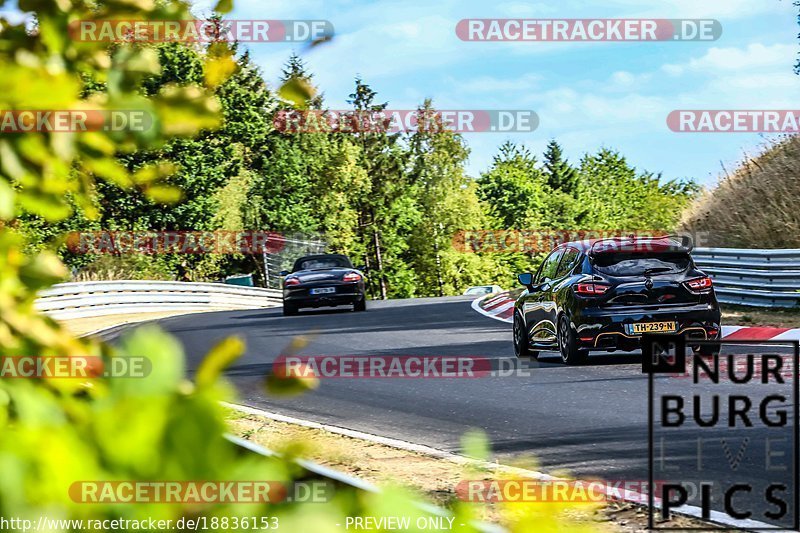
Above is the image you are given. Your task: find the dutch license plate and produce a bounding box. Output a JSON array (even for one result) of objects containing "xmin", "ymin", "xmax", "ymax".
[
  {"xmin": 626, "ymin": 321, "xmax": 677, "ymax": 335},
  {"xmin": 310, "ymin": 287, "xmax": 336, "ymax": 295}
]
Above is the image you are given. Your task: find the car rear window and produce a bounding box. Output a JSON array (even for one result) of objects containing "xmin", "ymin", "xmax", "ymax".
[
  {"xmin": 295, "ymin": 257, "xmax": 351, "ymax": 271},
  {"xmin": 591, "ymin": 252, "xmax": 691, "ymax": 277}
]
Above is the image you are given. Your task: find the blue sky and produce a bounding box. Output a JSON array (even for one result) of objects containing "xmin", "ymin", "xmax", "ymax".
[
  {"xmin": 193, "ymin": 0, "xmax": 797, "ymax": 186},
  {"xmin": 8, "ymin": 0, "xmax": 800, "ymax": 185}
]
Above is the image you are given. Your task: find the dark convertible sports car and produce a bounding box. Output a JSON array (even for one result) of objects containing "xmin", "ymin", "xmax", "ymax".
[
  {"xmin": 513, "ymin": 236, "xmax": 721, "ymax": 365},
  {"xmin": 280, "ymin": 254, "xmax": 367, "ymax": 316}
]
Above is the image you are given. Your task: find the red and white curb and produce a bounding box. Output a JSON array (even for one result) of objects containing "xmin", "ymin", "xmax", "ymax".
[{"xmin": 473, "ymin": 292, "xmax": 800, "ymax": 341}]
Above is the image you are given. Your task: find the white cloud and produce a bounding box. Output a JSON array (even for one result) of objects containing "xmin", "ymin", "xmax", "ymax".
[
  {"xmin": 606, "ymin": 0, "xmax": 791, "ymax": 19},
  {"xmin": 663, "ymin": 43, "xmax": 797, "ymax": 75},
  {"xmin": 449, "ymin": 73, "xmax": 541, "ymax": 94}
]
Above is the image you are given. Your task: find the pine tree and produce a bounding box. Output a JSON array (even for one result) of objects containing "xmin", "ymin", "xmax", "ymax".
[
  {"xmin": 280, "ymin": 52, "xmax": 324, "ymax": 108},
  {"xmin": 543, "ymin": 139, "xmax": 577, "ymax": 194},
  {"xmin": 347, "ymin": 78, "xmax": 402, "ymax": 299}
]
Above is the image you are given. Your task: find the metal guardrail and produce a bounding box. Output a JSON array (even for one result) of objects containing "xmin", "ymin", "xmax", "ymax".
[
  {"xmin": 692, "ymin": 248, "xmax": 800, "ymax": 308},
  {"xmin": 35, "ymin": 280, "xmax": 282, "ymax": 319}
]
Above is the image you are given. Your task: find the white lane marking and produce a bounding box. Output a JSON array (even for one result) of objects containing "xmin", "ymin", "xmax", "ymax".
[
  {"xmin": 771, "ymin": 329, "xmax": 800, "ymax": 341},
  {"xmin": 225, "ymin": 402, "xmax": 777, "ymax": 531},
  {"xmin": 491, "ymin": 301, "xmax": 515, "ymax": 315},
  {"xmin": 721, "ymin": 325, "xmax": 744, "ymax": 338},
  {"xmin": 471, "ymin": 293, "xmax": 513, "ymax": 323},
  {"xmin": 483, "ymin": 294, "xmax": 508, "ymax": 307}
]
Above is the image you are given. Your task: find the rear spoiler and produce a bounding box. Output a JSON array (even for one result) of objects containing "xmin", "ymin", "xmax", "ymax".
[{"xmin": 588, "ymin": 234, "xmax": 694, "ymax": 257}]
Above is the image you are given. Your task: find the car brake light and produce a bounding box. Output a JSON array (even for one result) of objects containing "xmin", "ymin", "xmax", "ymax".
[
  {"xmin": 343, "ymin": 272, "xmax": 362, "ymax": 282},
  {"xmin": 685, "ymin": 276, "xmax": 713, "ymax": 292},
  {"xmin": 574, "ymin": 283, "xmax": 609, "ymax": 295},
  {"xmin": 284, "ymin": 277, "xmax": 301, "ymax": 286}
]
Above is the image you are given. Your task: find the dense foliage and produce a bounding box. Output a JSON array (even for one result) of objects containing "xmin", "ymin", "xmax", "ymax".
[{"xmin": 25, "ymin": 41, "xmax": 698, "ymax": 296}]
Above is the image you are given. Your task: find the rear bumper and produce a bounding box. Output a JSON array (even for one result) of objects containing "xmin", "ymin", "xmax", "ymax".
[
  {"xmin": 573, "ymin": 304, "xmax": 721, "ymax": 351},
  {"xmin": 283, "ymin": 288, "xmax": 364, "ymax": 308}
]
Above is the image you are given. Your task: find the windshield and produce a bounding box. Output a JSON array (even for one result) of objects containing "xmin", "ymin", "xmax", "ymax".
[
  {"xmin": 294, "ymin": 257, "xmax": 352, "ymax": 271},
  {"xmin": 592, "ymin": 252, "xmax": 691, "ymax": 277}
]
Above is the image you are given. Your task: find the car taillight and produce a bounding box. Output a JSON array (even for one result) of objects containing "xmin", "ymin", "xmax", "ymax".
[
  {"xmin": 574, "ymin": 283, "xmax": 609, "ymax": 295},
  {"xmin": 343, "ymin": 272, "xmax": 362, "ymax": 282},
  {"xmin": 284, "ymin": 277, "xmax": 301, "ymax": 286},
  {"xmin": 685, "ymin": 276, "xmax": 713, "ymax": 292}
]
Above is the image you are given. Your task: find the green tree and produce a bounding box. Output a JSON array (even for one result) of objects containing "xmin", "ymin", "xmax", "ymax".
[
  {"xmin": 542, "ymin": 139, "xmax": 577, "ymax": 194},
  {"xmin": 575, "ymin": 148, "xmax": 697, "ymax": 230},
  {"xmin": 406, "ymin": 100, "xmax": 498, "ymax": 296},
  {"xmin": 346, "ymin": 77, "xmax": 406, "ymax": 299},
  {"xmin": 477, "ymin": 141, "xmax": 549, "ymax": 229}
]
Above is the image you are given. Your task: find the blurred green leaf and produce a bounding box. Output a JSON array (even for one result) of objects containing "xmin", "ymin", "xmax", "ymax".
[
  {"xmin": 114, "ymin": 325, "xmax": 184, "ymax": 396},
  {"xmin": 214, "ymin": 0, "xmax": 233, "ymax": 13},
  {"xmin": 144, "ymin": 184, "xmax": 182, "ymax": 203},
  {"xmin": 196, "ymin": 336, "xmax": 244, "ymax": 388},
  {"xmin": 461, "ymin": 428, "xmax": 491, "ymax": 461},
  {"xmin": 19, "ymin": 251, "xmax": 68, "ymax": 289},
  {"xmin": 0, "ymin": 179, "xmax": 15, "ymax": 219},
  {"xmin": 278, "ymin": 77, "xmax": 315, "ymax": 109},
  {"xmin": 204, "ymin": 54, "xmax": 237, "ymax": 89},
  {"xmin": 265, "ymin": 370, "xmax": 320, "ymax": 396},
  {"xmin": 156, "ymin": 84, "xmax": 222, "ymax": 136}
]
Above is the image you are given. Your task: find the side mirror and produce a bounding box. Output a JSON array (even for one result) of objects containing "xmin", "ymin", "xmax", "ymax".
[
  {"xmin": 517, "ymin": 273, "xmax": 534, "ymax": 288},
  {"xmin": 278, "ymin": 270, "xmax": 290, "ymax": 277},
  {"xmin": 356, "ymin": 265, "xmax": 367, "ymax": 271}
]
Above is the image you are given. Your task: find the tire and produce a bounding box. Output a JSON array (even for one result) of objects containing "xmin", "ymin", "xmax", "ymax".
[
  {"xmin": 354, "ymin": 297, "xmax": 367, "ymax": 312},
  {"xmin": 282, "ymin": 302, "xmax": 297, "ymax": 316},
  {"xmin": 558, "ymin": 314, "xmax": 588, "ymax": 365},
  {"xmin": 513, "ymin": 312, "xmax": 538, "ymax": 359}
]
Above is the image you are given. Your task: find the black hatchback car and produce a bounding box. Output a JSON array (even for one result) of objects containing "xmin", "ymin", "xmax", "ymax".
[
  {"xmin": 280, "ymin": 254, "xmax": 367, "ymax": 316},
  {"xmin": 513, "ymin": 236, "xmax": 721, "ymax": 364}
]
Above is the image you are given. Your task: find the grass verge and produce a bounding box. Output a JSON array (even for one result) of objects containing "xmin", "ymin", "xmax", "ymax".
[{"xmin": 722, "ymin": 304, "xmax": 800, "ymax": 329}]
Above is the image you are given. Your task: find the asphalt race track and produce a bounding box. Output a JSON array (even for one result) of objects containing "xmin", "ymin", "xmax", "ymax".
[{"xmin": 103, "ymin": 296, "xmax": 798, "ymax": 527}]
